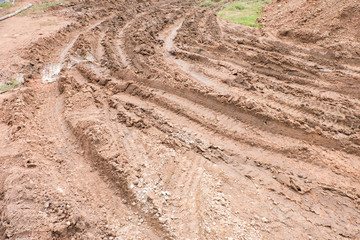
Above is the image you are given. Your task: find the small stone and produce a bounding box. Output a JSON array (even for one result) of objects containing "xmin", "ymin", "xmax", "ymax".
[
  {"xmin": 133, "ymin": 179, "xmax": 139, "ymax": 185},
  {"xmin": 159, "ymin": 217, "xmax": 167, "ymax": 224},
  {"xmin": 44, "ymin": 201, "xmax": 51, "ymax": 208},
  {"xmin": 262, "ymin": 217, "xmax": 270, "ymax": 223}
]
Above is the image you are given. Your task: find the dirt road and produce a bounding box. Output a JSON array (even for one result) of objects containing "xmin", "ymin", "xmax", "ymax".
[{"xmin": 1, "ymin": 0, "xmax": 359, "ymax": 239}]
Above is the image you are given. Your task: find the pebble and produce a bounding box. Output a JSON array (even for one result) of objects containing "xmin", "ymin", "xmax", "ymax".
[
  {"xmin": 159, "ymin": 216, "xmax": 167, "ymax": 224},
  {"xmin": 44, "ymin": 201, "xmax": 51, "ymax": 208}
]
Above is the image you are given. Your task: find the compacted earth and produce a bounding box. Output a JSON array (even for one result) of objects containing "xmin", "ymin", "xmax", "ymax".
[{"xmin": 0, "ymin": 0, "xmax": 359, "ymax": 239}]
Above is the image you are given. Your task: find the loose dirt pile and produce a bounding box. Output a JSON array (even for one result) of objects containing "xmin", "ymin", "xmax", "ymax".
[
  {"xmin": 262, "ymin": 0, "xmax": 360, "ymax": 62},
  {"xmin": 0, "ymin": 0, "xmax": 359, "ymax": 239}
]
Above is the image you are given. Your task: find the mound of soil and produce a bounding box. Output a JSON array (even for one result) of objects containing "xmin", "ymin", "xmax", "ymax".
[{"xmin": 262, "ymin": 0, "xmax": 360, "ymax": 61}]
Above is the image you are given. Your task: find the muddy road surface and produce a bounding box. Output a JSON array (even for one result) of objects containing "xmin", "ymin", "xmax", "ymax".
[{"xmin": 1, "ymin": 0, "xmax": 360, "ymax": 239}]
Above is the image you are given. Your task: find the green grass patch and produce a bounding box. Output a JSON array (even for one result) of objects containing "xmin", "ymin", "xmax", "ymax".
[
  {"xmin": 200, "ymin": 0, "xmax": 216, "ymax": 7},
  {"xmin": 19, "ymin": 0, "xmax": 66, "ymax": 16},
  {"xmin": 217, "ymin": 0, "xmax": 271, "ymax": 27},
  {"xmin": 0, "ymin": 79, "xmax": 19, "ymax": 92},
  {"xmin": 0, "ymin": 2, "xmax": 14, "ymax": 11},
  {"xmin": 200, "ymin": 0, "xmax": 228, "ymax": 7}
]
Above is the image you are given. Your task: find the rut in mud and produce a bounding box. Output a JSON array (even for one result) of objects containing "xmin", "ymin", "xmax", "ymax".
[{"xmin": 0, "ymin": 0, "xmax": 360, "ymax": 239}]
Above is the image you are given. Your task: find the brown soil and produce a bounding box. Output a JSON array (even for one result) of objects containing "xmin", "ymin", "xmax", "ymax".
[
  {"xmin": 0, "ymin": 0, "xmax": 359, "ymax": 239},
  {"xmin": 262, "ymin": 0, "xmax": 360, "ymax": 63},
  {"xmin": 0, "ymin": 1, "xmax": 71, "ymax": 84}
]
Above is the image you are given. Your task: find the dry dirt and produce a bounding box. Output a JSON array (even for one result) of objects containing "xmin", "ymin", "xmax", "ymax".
[{"xmin": 0, "ymin": 0, "xmax": 360, "ymax": 239}]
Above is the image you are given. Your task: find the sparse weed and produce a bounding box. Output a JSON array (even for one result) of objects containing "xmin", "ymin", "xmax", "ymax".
[
  {"xmin": 0, "ymin": 2, "xmax": 13, "ymax": 11},
  {"xmin": 200, "ymin": 0, "xmax": 228, "ymax": 7},
  {"xmin": 19, "ymin": 0, "xmax": 66, "ymax": 16},
  {"xmin": 200, "ymin": 0, "xmax": 216, "ymax": 7},
  {"xmin": 231, "ymin": 2, "xmax": 246, "ymax": 10},
  {"xmin": 0, "ymin": 79, "xmax": 19, "ymax": 92}
]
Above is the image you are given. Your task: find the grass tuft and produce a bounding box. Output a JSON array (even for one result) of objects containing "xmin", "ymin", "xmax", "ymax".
[
  {"xmin": 0, "ymin": 79, "xmax": 19, "ymax": 92},
  {"xmin": 200, "ymin": 0, "xmax": 228, "ymax": 7},
  {"xmin": 0, "ymin": 2, "xmax": 14, "ymax": 12},
  {"xmin": 217, "ymin": 0, "xmax": 271, "ymax": 27},
  {"xmin": 231, "ymin": 2, "xmax": 246, "ymax": 10},
  {"xmin": 20, "ymin": 0, "xmax": 66, "ymax": 16},
  {"xmin": 200, "ymin": 0, "xmax": 216, "ymax": 7},
  {"xmin": 0, "ymin": 2, "xmax": 13, "ymax": 9}
]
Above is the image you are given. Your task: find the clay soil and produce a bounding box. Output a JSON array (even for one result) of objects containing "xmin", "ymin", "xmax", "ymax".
[{"xmin": 0, "ymin": 0, "xmax": 359, "ymax": 239}]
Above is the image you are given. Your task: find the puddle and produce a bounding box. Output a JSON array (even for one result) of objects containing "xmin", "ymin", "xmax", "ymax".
[
  {"xmin": 117, "ymin": 21, "xmax": 133, "ymax": 67},
  {"xmin": 14, "ymin": 73, "xmax": 24, "ymax": 83},
  {"xmin": 41, "ymin": 18, "xmax": 108, "ymax": 84},
  {"xmin": 319, "ymin": 68, "xmax": 332, "ymax": 73},
  {"xmin": 41, "ymin": 63, "xmax": 62, "ymax": 83},
  {"xmin": 164, "ymin": 21, "xmax": 183, "ymax": 52},
  {"xmin": 41, "ymin": 36, "xmax": 78, "ymax": 83}
]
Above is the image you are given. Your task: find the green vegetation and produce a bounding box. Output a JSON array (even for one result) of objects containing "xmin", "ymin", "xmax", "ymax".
[
  {"xmin": 200, "ymin": 0, "xmax": 228, "ymax": 7},
  {"xmin": 0, "ymin": 79, "xmax": 19, "ymax": 92},
  {"xmin": 217, "ymin": 0, "xmax": 271, "ymax": 27},
  {"xmin": 200, "ymin": 0, "xmax": 216, "ymax": 7},
  {"xmin": 0, "ymin": 2, "xmax": 14, "ymax": 11},
  {"xmin": 20, "ymin": 0, "xmax": 66, "ymax": 15}
]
